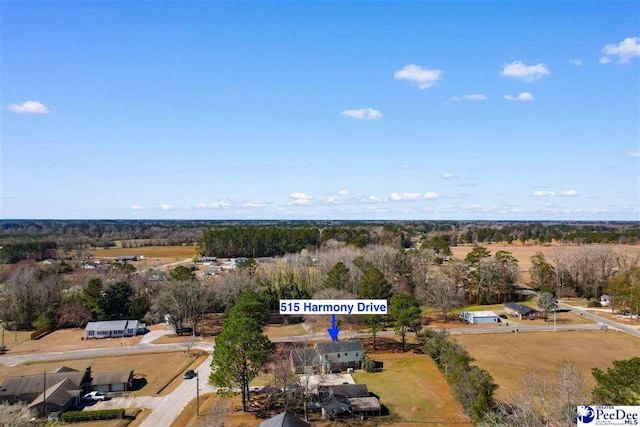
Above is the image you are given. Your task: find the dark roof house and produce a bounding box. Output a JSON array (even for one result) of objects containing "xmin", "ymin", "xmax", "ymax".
[
  {"xmin": 505, "ymin": 302, "xmax": 538, "ymax": 319},
  {"xmin": 260, "ymin": 411, "xmax": 310, "ymax": 427}
]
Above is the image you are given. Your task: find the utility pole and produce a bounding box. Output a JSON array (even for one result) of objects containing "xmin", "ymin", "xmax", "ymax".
[
  {"xmin": 196, "ymin": 371, "xmax": 200, "ymax": 417},
  {"xmin": 43, "ymin": 371, "xmax": 47, "ymax": 419}
]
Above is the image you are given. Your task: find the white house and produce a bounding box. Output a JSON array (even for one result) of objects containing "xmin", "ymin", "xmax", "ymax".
[{"xmin": 84, "ymin": 320, "xmax": 145, "ymax": 339}]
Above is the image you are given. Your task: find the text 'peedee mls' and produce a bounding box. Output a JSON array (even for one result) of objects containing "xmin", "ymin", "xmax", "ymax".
[{"xmin": 279, "ymin": 299, "xmax": 388, "ymax": 315}]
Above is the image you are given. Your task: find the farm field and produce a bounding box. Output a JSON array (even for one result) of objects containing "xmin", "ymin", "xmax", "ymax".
[
  {"xmin": 93, "ymin": 245, "xmax": 197, "ymax": 258},
  {"xmin": 453, "ymin": 330, "xmax": 640, "ymax": 400},
  {"xmin": 0, "ymin": 351, "xmax": 207, "ymax": 397}
]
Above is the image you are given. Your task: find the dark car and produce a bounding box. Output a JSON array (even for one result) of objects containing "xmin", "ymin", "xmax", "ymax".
[
  {"xmin": 184, "ymin": 370, "xmax": 196, "ymax": 379},
  {"xmin": 176, "ymin": 326, "xmax": 193, "ymax": 335}
]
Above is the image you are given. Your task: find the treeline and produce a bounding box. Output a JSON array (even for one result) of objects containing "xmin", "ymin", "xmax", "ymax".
[
  {"xmin": 198, "ymin": 227, "xmax": 321, "ymax": 258},
  {"xmin": 0, "ymin": 242, "xmax": 58, "ymax": 263}
]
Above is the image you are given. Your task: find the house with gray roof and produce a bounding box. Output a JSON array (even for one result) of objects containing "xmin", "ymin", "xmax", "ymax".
[
  {"xmin": 505, "ymin": 302, "xmax": 539, "ymax": 319},
  {"xmin": 84, "ymin": 320, "xmax": 145, "ymax": 339},
  {"xmin": 92, "ymin": 370, "xmax": 133, "ymax": 393},
  {"xmin": 260, "ymin": 411, "xmax": 310, "ymax": 427},
  {"xmin": 315, "ymin": 340, "xmax": 364, "ymax": 373}
]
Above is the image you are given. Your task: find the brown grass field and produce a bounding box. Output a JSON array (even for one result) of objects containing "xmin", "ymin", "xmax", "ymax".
[
  {"xmin": 453, "ymin": 330, "xmax": 640, "ymax": 401},
  {"xmin": 262, "ymin": 323, "xmax": 306, "ymax": 339},
  {"xmin": 7, "ymin": 328, "xmax": 144, "ymax": 355},
  {"xmin": 352, "ymin": 352, "xmax": 470, "ymax": 425},
  {"xmin": 93, "ymin": 245, "xmax": 197, "ymax": 258},
  {"xmin": 0, "ymin": 351, "xmax": 206, "ymax": 397}
]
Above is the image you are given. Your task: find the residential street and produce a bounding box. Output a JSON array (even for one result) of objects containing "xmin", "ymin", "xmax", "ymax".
[{"xmin": 1, "ymin": 305, "xmax": 636, "ymax": 427}]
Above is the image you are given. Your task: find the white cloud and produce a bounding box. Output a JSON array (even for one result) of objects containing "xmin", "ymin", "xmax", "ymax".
[
  {"xmin": 340, "ymin": 108, "xmax": 382, "ymax": 120},
  {"xmin": 241, "ymin": 201, "xmax": 268, "ymax": 208},
  {"xmin": 504, "ymin": 92, "xmax": 534, "ymax": 102},
  {"xmin": 389, "ymin": 191, "xmax": 439, "ymax": 201},
  {"xmin": 8, "ymin": 100, "xmax": 50, "ymax": 114},
  {"xmin": 451, "ymin": 94, "xmax": 487, "ymax": 102},
  {"xmin": 532, "ymin": 190, "xmax": 556, "ymax": 197},
  {"xmin": 602, "ymin": 37, "xmax": 640, "ymax": 63},
  {"xmin": 209, "ymin": 201, "xmax": 232, "ymax": 208},
  {"xmin": 394, "ymin": 64, "xmax": 444, "ymax": 90},
  {"xmin": 501, "ymin": 61, "xmax": 550, "ymax": 82},
  {"xmin": 443, "ymin": 173, "xmax": 454, "ymax": 179},
  {"xmin": 327, "ymin": 196, "xmax": 341, "ymax": 205},
  {"xmin": 364, "ymin": 195, "xmax": 383, "ymax": 203},
  {"xmin": 289, "ymin": 192, "xmax": 312, "ymax": 206},
  {"xmin": 559, "ymin": 190, "xmax": 579, "ymax": 197},
  {"xmin": 599, "ymin": 57, "xmax": 612, "ymax": 64},
  {"xmin": 129, "ymin": 205, "xmax": 146, "ymax": 210},
  {"xmin": 570, "ymin": 59, "xmax": 583, "ymax": 66},
  {"xmin": 628, "ymin": 151, "xmax": 640, "ymax": 157},
  {"xmin": 158, "ymin": 204, "xmax": 174, "ymax": 211},
  {"xmin": 338, "ymin": 190, "xmax": 349, "ymax": 196}
]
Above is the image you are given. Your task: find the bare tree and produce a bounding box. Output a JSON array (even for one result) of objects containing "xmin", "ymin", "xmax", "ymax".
[
  {"xmin": 198, "ymin": 395, "xmax": 227, "ymax": 427},
  {"xmin": 417, "ymin": 276, "xmax": 463, "ymax": 322}
]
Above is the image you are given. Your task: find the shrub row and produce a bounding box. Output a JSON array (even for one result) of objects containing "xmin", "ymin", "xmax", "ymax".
[
  {"xmin": 422, "ymin": 330, "xmax": 497, "ymax": 421},
  {"xmin": 61, "ymin": 409, "xmax": 125, "ymax": 423}
]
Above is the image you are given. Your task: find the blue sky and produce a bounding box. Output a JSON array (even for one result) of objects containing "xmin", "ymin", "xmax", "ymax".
[{"xmin": 2, "ymin": 1, "xmax": 639, "ymax": 220}]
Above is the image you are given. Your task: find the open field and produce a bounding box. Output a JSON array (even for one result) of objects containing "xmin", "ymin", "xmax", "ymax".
[
  {"xmin": 453, "ymin": 330, "xmax": 640, "ymax": 401},
  {"xmin": 7, "ymin": 328, "xmax": 144, "ymax": 355},
  {"xmin": 93, "ymin": 245, "xmax": 197, "ymax": 258},
  {"xmin": 352, "ymin": 352, "xmax": 470, "ymax": 425},
  {"xmin": 0, "ymin": 351, "xmax": 206, "ymax": 397},
  {"xmin": 451, "ymin": 243, "xmax": 640, "ymax": 283}
]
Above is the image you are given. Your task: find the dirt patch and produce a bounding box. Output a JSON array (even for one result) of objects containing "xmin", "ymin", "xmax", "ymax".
[{"xmin": 453, "ymin": 330, "xmax": 640, "ymax": 401}]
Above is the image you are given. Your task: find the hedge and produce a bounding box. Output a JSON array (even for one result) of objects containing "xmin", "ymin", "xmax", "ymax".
[{"xmin": 61, "ymin": 409, "xmax": 125, "ymax": 423}]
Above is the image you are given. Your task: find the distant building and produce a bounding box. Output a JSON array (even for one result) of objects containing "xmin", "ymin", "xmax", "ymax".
[
  {"xmin": 505, "ymin": 302, "xmax": 539, "ymax": 320},
  {"xmin": 115, "ymin": 256, "xmax": 137, "ymax": 262},
  {"xmin": 459, "ymin": 311, "xmax": 499, "ymax": 324},
  {"xmin": 84, "ymin": 320, "xmax": 145, "ymax": 339}
]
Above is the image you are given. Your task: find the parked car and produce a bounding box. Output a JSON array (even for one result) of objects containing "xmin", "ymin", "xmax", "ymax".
[
  {"xmin": 176, "ymin": 326, "xmax": 193, "ymax": 335},
  {"xmin": 184, "ymin": 369, "xmax": 196, "ymax": 379},
  {"xmin": 83, "ymin": 391, "xmax": 108, "ymax": 401}
]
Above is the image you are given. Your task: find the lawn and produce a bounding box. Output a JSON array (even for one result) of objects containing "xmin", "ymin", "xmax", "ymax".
[
  {"xmin": 352, "ymin": 352, "xmax": 471, "ymax": 425},
  {"xmin": 0, "ymin": 351, "xmax": 206, "ymax": 397},
  {"xmin": 453, "ymin": 330, "xmax": 640, "ymax": 400},
  {"xmin": 93, "ymin": 245, "xmax": 197, "ymax": 258},
  {"xmin": 262, "ymin": 323, "xmax": 306, "ymax": 339},
  {"xmin": 172, "ymin": 393, "xmax": 260, "ymax": 427},
  {"xmin": 8, "ymin": 328, "xmax": 144, "ymax": 355}
]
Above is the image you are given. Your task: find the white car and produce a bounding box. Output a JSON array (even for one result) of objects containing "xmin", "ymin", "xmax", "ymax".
[{"xmin": 83, "ymin": 391, "xmax": 108, "ymax": 401}]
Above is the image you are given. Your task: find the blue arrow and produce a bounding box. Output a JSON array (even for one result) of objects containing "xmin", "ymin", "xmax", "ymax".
[{"xmin": 327, "ymin": 314, "xmax": 340, "ymax": 341}]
